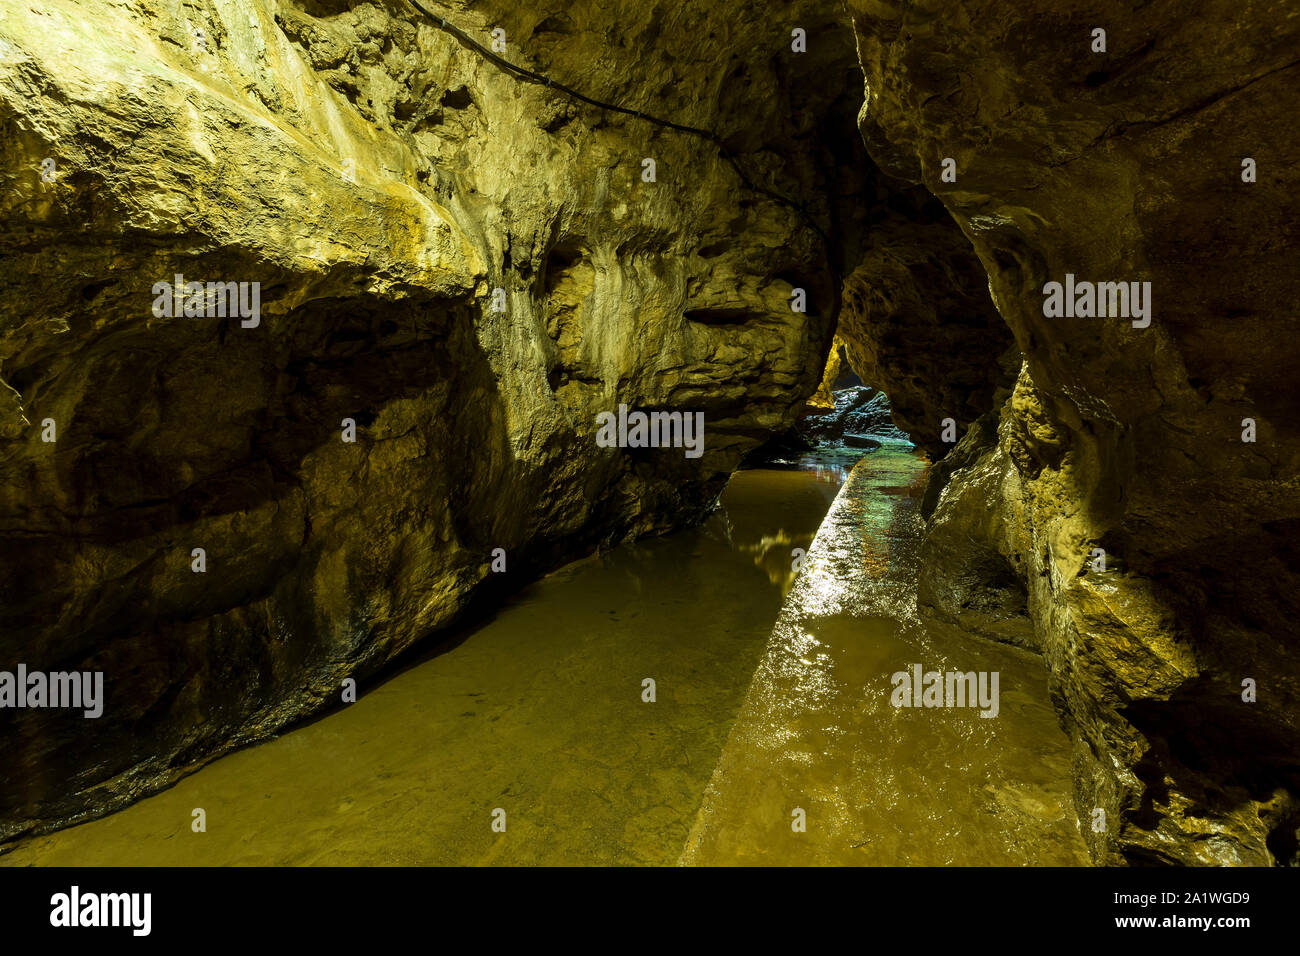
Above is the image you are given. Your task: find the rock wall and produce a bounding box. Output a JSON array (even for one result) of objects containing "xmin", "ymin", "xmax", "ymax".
[
  {"xmin": 838, "ymin": 197, "xmax": 1018, "ymax": 460},
  {"xmin": 845, "ymin": 0, "xmax": 1300, "ymax": 864},
  {"xmin": 0, "ymin": 0, "xmax": 863, "ymax": 840},
  {"xmin": 4, "ymin": 0, "xmax": 1296, "ymax": 866}
]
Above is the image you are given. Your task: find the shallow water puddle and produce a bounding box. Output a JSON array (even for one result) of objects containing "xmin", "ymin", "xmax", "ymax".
[{"xmin": 2, "ymin": 451, "xmax": 862, "ymax": 866}]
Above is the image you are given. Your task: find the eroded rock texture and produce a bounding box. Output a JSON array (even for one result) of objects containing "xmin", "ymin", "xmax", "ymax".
[
  {"xmin": 845, "ymin": 0, "xmax": 1300, "ymax": 864},
  {"xmin": 2, "ymin": 0, "xmax": 1296, "ymax": 868},
  {"xmin": 0, "ymin": 0, "xmax": 867, "ymax": 839},
  {"xmin": 838, "ymin": 185, "xmax": 1017, "ymax": 460}
]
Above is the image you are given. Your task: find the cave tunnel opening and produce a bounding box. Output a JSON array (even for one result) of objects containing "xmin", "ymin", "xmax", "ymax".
[{"xmin": 9, "ymin": 0, "xmax": 1296, "ymax": 878}]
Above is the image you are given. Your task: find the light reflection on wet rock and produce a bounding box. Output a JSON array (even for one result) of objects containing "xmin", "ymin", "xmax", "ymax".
[{"xmin": 681, "ymin": 447, "xmax": 1089, "ymax": 866}]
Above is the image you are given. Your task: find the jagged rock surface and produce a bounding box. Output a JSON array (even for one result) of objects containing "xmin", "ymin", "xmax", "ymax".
[
  {"xmin": 2, "ymin": 0, "xmax": 1296, "ymax": 868},
  {"xmin": 846, "ymin": 0, "xmax": 1300, "ymax": 864},
  {"xmin": 0, "ymin": 0, "xmax": 861, "ymax": 840},
  {"xmin": 839, "ymin": 215, "xmax": 1018, "ymax": 460},
  {"xmin": 796, "ymin": 385, "xmax": 910, "ymax": 447}
]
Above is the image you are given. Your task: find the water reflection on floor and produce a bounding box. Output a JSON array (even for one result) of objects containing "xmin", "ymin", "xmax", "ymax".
[
  {"xmin": 2, "ymin": 451, "xmax": 865, "ymax": 866},
  {"xmin": 681, "ymin": 447, "xmax": 1090, "ymax": 865}
]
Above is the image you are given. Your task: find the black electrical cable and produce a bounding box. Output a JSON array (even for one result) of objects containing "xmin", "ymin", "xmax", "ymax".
[
  {"xmin": 404, "ymin": 0, "xmax": 836, "ymax": 263},
  {"xmin": 407, "ymin": 0, "xmax": 719, "ymax": 137}
]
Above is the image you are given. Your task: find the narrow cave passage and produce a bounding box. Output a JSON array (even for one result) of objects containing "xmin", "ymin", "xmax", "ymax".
[
  {"xmin": 0, "ymin": 3, "xmax": 1109, "ymax": 866},
  {"xmin": 3, "ymin": 0, "xmax": 1297, "ymax": 894}
]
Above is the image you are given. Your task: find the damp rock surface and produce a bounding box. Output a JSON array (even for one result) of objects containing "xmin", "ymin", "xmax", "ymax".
[
  {"xmin": 681, "ymin": 451, "xmax": 1089, "ymax": 866},
  {"xmin": 0, "ymin": 0, "xmax": 851, "ymax": 839},
  {"xmin": 842, "ymin": 0, "xmax": 1300, "ymax": 864},
  {"xmin": 797, "ymin": 385, "xmax": 912, "ymax": 448},
  {"xmin": 0, "ymin": 0, "xmax": 1296, "ymax": 867}
]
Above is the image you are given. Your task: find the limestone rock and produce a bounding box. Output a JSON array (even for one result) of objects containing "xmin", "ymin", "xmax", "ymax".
[
  {"xmin": 917, "ymin": 402, "xmax": 1035, "ymax": 651},
  {"xmin": 798, "ymin": 384, "xmax": 910, "ymax": 447},
  {"xmin": 806, "ymin": 336, "xmax": 846, "ymax": 413},
  {"xmin": 2, "ymin": 0, "xmax": 1297, "ymax": 869},
  {"xmin": 839, "ymin": 216, "xmax": 1019, "ymax": 458},
  {"xmin": 846, "ymin": 0, "xmax": 1300, "ymax": 864},
  {"xmin": 0, "ymin": 0, "xmax": 853, "ymax": 840}
]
